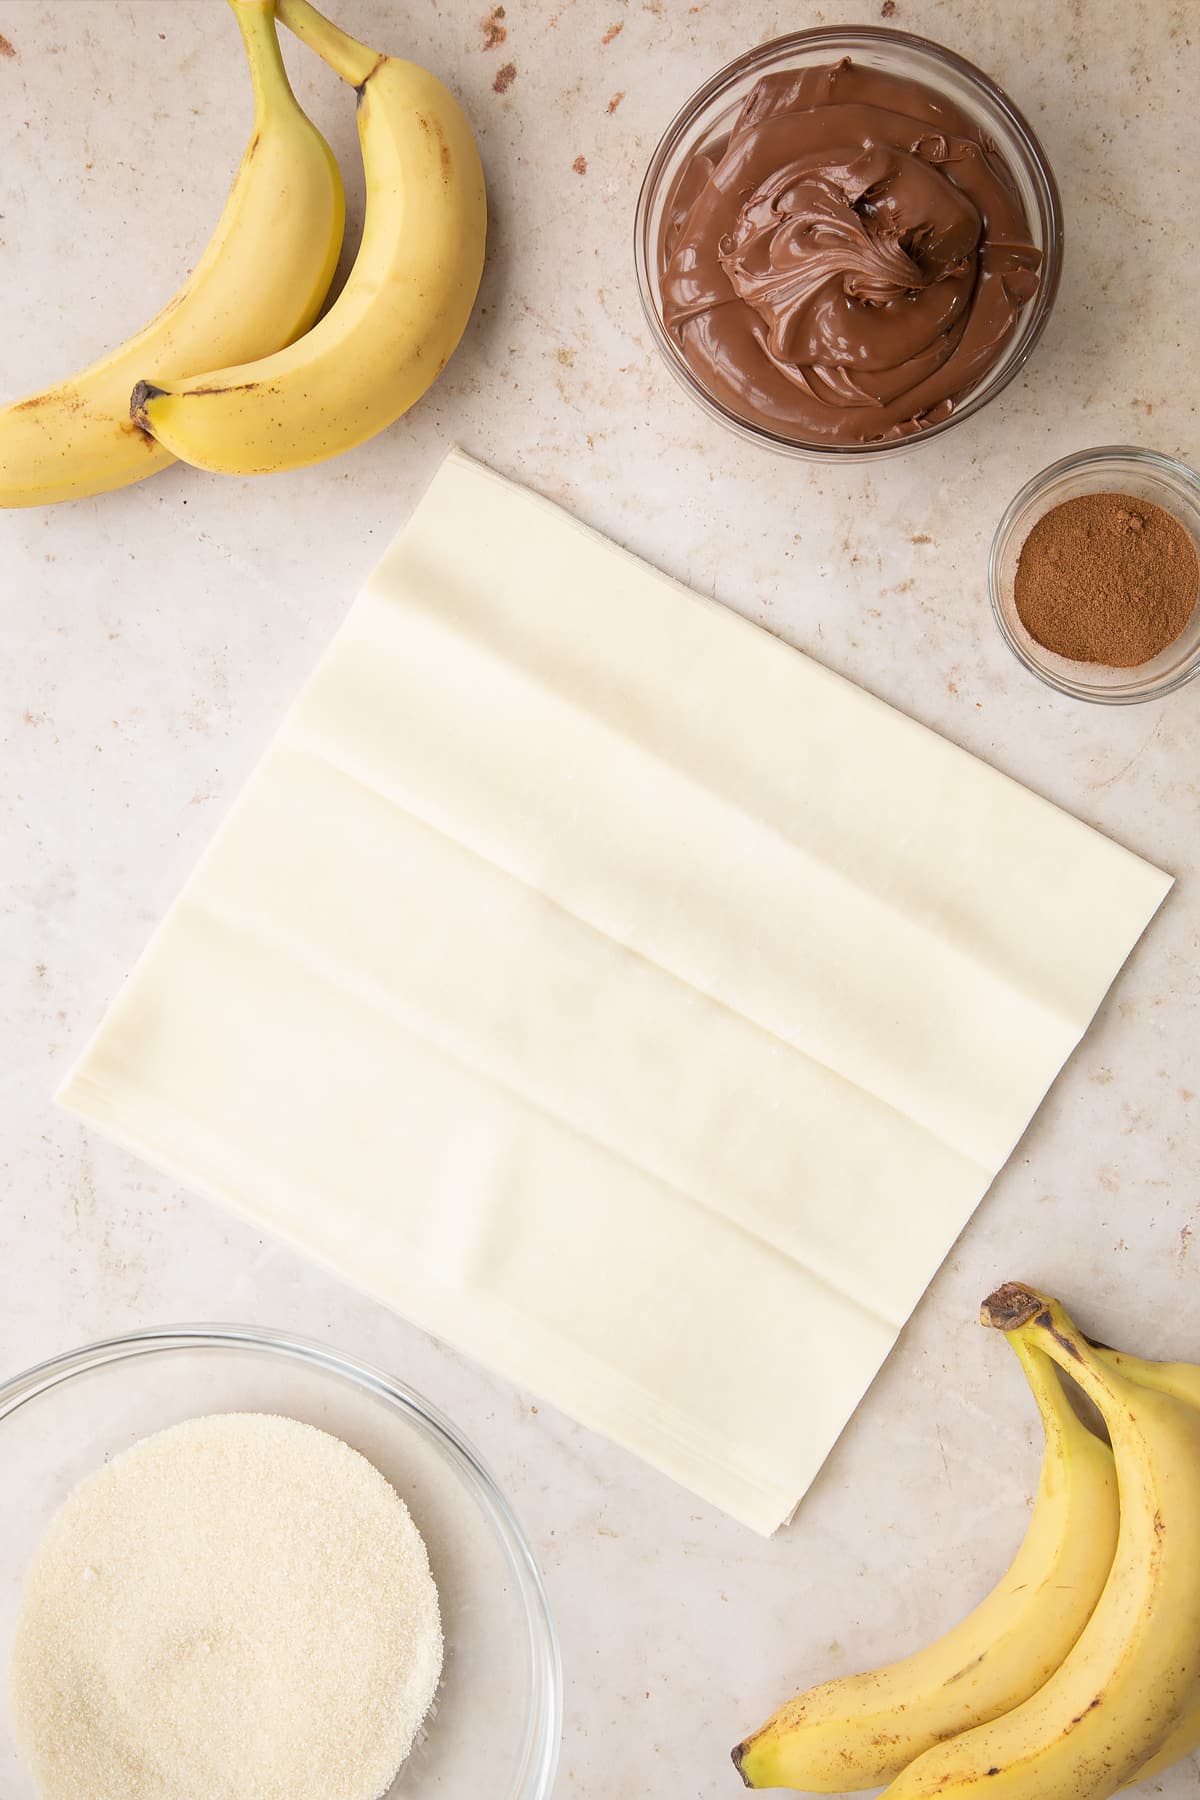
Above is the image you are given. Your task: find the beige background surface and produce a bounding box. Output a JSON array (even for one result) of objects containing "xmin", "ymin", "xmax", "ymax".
[{"xmin": 1, "ymin": 0, "xmax": 1197, "ymax": 1794}]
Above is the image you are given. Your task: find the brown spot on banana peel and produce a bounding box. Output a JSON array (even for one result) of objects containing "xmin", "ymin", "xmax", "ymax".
[
  {"xmin": 1036, "ymin": 1309, "xmax": 1084, "ymax": 1362},
  {"xmin": 412, "ymin": 110, "xmax": 453, "ymax": 181},
  {"xmin": 176, "ymin": 382, "xmax": 263, "ymax": 396},
  {"xmin": 122, "ymin": 417, "xmax": 161, "ymax": 448},
  {"xmin": 12, "ymin": 391, "xmax": 83, "ymax": 415},
  {"xmin": 131, "ymin": 379, "xmax": 264, "ymax": 432},
  {"xmin": 730, "ymin": 1743, "xmax": 752, "ymax": 1789},
  {"xmin": 943, "ymin": 1650, "xmax": 988, "ymax": 1685}
]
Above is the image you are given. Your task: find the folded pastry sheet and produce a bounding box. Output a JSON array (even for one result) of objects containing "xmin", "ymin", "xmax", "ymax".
[{"xmin": 59, "ymin": 451, "xmax": 1171, "ymax": 1532}]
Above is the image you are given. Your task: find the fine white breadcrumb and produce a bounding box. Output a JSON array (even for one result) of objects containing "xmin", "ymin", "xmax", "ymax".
[{"xmin": 10, "ymin": 1413, "xmax": 443, "ymax": 1800}]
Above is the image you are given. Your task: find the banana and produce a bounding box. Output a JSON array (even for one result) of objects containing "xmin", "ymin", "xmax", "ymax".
[
  {"xmin": 0, "ymin": 0, "xmax": 344, "ymax": 508},
  {"xmin": 733, "ymin": 1337, "xmax": 1119, "ymax": 1792},
  {"xmin": 879, "ymin": 1284, "xmax": 1200, "ymax": 1800},
  {"xmin": 1092, "ymin": 1346, "xmax": 1200, "ymax": 1789},
  {"xmin": 130, "ymin": 0, "xmax": 486, "ymax": 476}
]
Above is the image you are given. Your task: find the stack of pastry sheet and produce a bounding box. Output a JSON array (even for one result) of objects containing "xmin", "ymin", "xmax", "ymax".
[{"xmin": 59, "ymin": 451, "xmax": 1170, "ymax": 1533}]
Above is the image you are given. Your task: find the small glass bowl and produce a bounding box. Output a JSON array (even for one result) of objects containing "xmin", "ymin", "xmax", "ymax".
[
  {"xmin": 634, "ymin": 27, "xmax": 1063, "ymax": 462},
  {"xmin": 989, "ymin": 446, "xmax": 1200, "ymax": 703},
  {"xmin": 0, "ymin": 1326, "xmax": 561, "ymax": 1800}
]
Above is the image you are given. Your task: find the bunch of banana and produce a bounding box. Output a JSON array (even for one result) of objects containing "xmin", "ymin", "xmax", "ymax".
[
  {"xmin": 0, "ymin": 0, "xmax": 344, "ymax": 507},
  {"xmin": 0, "ymin": 0, "xmax": 485, "ymax": 507},
  {"xmin": 133, "ymin": 0, "xmax": 487, "ymax": 475},
  {"xmin": 734, "ymin": 1282, "xmax": 1200, "ymax": 1798}
]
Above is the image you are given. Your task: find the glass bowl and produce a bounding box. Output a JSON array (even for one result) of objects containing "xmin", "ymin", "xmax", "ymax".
[
  {"xmin": 0, "ymin": 1325, "xmax": 561, "ymax": 1800},
  {"xmin": 989, "ymin": 446, "xmax": 1200, "ymax": 703},
  {"xmin": 634, "ymin": 26, "xmax": 1063, "ymax": 462}
]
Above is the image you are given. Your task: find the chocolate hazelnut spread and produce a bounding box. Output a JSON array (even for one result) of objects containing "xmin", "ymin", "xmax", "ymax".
[{"xmin": 659, "ymin": 58, "xmax": 1043, "ymax": 445}]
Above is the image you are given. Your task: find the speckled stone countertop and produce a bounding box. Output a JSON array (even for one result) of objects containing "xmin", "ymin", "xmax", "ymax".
[{"xmin": 1, "ymin": 1, "xmax": 1198, "ymax": 1794}]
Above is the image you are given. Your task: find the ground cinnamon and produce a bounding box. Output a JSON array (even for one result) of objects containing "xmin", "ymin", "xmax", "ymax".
[{"xmin": 1013, "ymin": 491, "xmax": 1198, "ymax": 667}]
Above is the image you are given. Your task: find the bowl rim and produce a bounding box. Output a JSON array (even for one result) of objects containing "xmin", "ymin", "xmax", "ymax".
[
  {"xmin": 987, "ymin": 442, "xmax": 1200, "ymax": 704},
  {"xmin": 633, "ymin": 24, "xmax": 1064, "ymax": 462},
  {"xmin": 0, "ymin": 1322, "xmax": 563, "ymax": 1800}
]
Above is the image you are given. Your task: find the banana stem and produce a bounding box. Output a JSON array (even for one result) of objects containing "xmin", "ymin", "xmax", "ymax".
[
  {"xmin": 982, "ymin": 1283, "xmax": 1118, "ymax": 1415},
  {"xmin": 275, "ymin": 0, "xmax": 385, "ymax": 88},
  {"xmin": 228, "ymin": 0, "xmax": 296, "ymax": 119},
  {"xmin": 980, "ymin": 1281, "xmax": 1045, "ymax": 1334}
]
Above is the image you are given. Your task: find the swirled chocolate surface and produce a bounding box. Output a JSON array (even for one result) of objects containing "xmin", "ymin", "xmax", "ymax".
[{"xmin": 658, "ymin": 59, "xmax": 1042, "ymax": 445}]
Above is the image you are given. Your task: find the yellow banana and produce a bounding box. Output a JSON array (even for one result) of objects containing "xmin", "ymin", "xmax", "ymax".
[
  {"xmin": 1091, "ymin": 1346, "xmax": 1200, "ymax": 1790},
  {"xmin": 130, "ymin": 0, "xmax": 486, "ymax": 475},
  {"xmin": 733, "ymin": 1337, "xmax": 1119, "ymax": 1791},
  {"xmin": 0, "ymin": 0, "xmax": 344, "ymax": 508},
  {"xmin": 880, "ymin": 1285, "xmax": 1200, "ymax": 1800}
]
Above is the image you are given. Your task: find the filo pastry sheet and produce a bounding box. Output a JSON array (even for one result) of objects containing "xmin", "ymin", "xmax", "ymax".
[{"xmin": 58, "ymin": 451, "xmax": 1171, "ymax": 1533}]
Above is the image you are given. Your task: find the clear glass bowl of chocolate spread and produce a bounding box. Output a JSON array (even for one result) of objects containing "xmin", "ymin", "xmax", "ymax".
[{"xmin": 636, "ymin": 28, "xmax": 1062, "ymax": 459}]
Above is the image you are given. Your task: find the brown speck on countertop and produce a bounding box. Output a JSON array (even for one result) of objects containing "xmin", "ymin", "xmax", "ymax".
[
  {"xmin": 607, "ymin": 91, "xmax": 624, "ymax": 113},
  {"xmin": 493, "ymin": 60, "xmax": 516, "ymax": 93},
  {"xmin": 572, "ymin": 154, "xmax": 588, "ymax": 174},
  {"xmin": 481, "ymin": 6, "xmax": 507, "ymax": 49},
  {"xmin": 910, "ymin": 533, "xmax": 933, "ymax": 545},
  {"xmin": 601, "ymin": 21, "xmax": 623, "ymax": 43},
  {"xmin": 880, "ymin": 0, "xmax": 896, "ymax": 15},
  {"xmin": 556, "ymin": 347, "xmax": 575, "ymax": 367},
  {"xmin": 0, "ymin": 32, "xmax": 17, "ymax": 56}
]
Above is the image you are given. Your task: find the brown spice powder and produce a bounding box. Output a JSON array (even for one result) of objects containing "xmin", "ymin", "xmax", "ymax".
[{"xmin": 1013, "ymin": 491, "xmax": 1198, "ymax": 668}]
